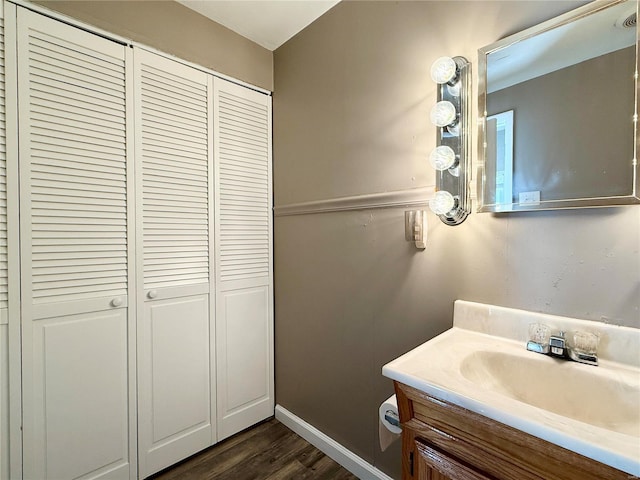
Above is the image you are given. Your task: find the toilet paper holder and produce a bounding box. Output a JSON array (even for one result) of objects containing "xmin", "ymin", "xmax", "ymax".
[
  {"xmin": 379, "ymin": 394, "xmax": 402, "ymax": 451},
  {"xmin": 384, "ymin": 408, "xmax": 400, "ymax": 428}
]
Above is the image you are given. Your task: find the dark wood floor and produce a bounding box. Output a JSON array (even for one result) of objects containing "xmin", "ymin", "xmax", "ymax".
[{"xmin": 150, "ymin": 419, "xmax": 359, "ymax": 480}]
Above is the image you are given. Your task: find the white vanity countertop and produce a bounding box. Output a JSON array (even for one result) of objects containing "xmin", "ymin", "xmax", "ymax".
[{"xmin": 382, "ymin": 300, "xmax": 640, "ymax": 476}]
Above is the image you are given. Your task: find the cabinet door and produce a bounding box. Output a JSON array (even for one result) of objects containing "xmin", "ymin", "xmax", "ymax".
[
  {"xmin": 134, "ymin": 49, "xmax": 214, "ymax": 478},
  {"xmin": 213, "ymin": 78, "xmax": 273, "ymax": 440},
  {"xmin": 415, "ymin": 440, "xmax": 495, "ymax": 480},
  {"xmin": 17, "ymin": 9, "xmax": 136, "ymax": 479}
]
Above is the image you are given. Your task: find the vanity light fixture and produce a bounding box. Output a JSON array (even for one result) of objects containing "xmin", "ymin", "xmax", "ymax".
[
  {"xmin": 430, "ymin": 100, "xmax": 457, "ymax": 128},
  {"xmin": 429, "ymin": 145, "xmax": 457, "ymax": 171},
  {"xmin": 428, "ymin": 56, "xmax": 471, "ymax": 226},
  {"xmin": 430, "ymin": 56, "xmax": 458, "ymax": 84},
  {"xmin": 429, "ymin": 190, "xmax": 456, "ymax": 216}
]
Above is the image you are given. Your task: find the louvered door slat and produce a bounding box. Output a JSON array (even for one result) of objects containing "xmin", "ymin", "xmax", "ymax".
[
  {"xmin": 30, "ymin": 95, "xmax": 125, "ymax": 125},
  {"xmin": 31, "ymin": 154, "xmax": 126, "ymax": 172},
  {"xmin": 144, "ymin": 167, "xmax": 207, "ymax": 184},
  {"xmin": 32, "ymin": 109, "xmax": 125, "ymax": 132},
  {"xmin": 143, "ymin": 129, "xmax": 207, "ymax": 151},
  {"xmin": 140, "ymin": 103, "xmax": 206, "ymax": 130},
  {"xmin": 142, "ymin": 118, "xmax": 207, "ymax": 139},
  {"xmin": 32, "ymin": 137, "xmax": 125, "ymax": 157},
  {"xmin": 221, "ymin": 161, "xmax": 269, "ymax": 175},
  {"xmin": 28, "ymin": 53, "xmax": 118, "ymax": 84},
  {"xmin": 30, "ymin": 77, "xmax": 124, "ymax": 111},
  {"xmin": 21, "ymin": 17, "xmax": 127, "ymax": 306},
  {"xmin": 35, "ymin": 257, "xmax": 127, "ymax": 268},
  {"xmin": 32, "ymin": 169, "xmax": 126, "ymax": 187},
  {"xmin": 219, "ymin": 95, "xmax": 268, "ymax": 117},
  {"xmin": 142, "ymin": 122, "xmax": 206, "ymax": 143},
  {"xmin": 29, "ymin": 53, "xmax": 125, "ymax": 96},
  {"xmin": 28, "ymin": 30, "xmax": 123, "ymax": 68},
  {"xmin": 214, "ymin": 82, "xmax": 271, "ymax": 285},
  {"xmin": 220, "ymin": 146, "xmax": 268, "ymax": 163},
  {"xmin": 221, "ymin": 158, "xmax": 269, "ymax": 171},
  {"xmin": 32, "ymin": 251, "xmax": 125, "ymax": 261},
  {"xmin": 141, "ymin": 79, "xmax": 205, "ymax": 104},
  {"xmin": 139, "ymin": 54, "xmax": 209, "ymax": 291},
  {"xmin": 28, "ymin": 39, "xmax": 124, "ymax": 82},
  {"xmin": 32, "ymin": 118, "xmax": 124, "ymax": 143},
  {"xmin": 0, "ymin": 13, "xmax": 6, "ymax": 311},
  {"xmin": 33, "ymin": 202, "xmax": 125, "ymax": 214},
  {"xmin": 31, "ymin": 120, "xmax": 125, "ymax": 145},
  {"xmin": 218, "ymin": 113, "xmax": 267, "ymax": 134},
  {"xmin": 141, "ymin": 65, "xmax": 206, "ymax": 95},
  {"xmin": 141, "ymin": 89, "xmax": 207, "ymax": 115}
]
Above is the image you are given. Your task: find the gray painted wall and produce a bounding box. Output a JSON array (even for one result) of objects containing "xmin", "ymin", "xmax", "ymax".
[
  {"xmin": 32, "ymin": 0, "xmax": 274, "ymax": 91},
  {"xmin": 273, "ymin": 1, "xmax": 639, "ymax": 478}
]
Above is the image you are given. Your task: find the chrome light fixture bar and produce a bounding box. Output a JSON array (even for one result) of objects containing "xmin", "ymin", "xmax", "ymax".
[{"xmin": 428, "ymin": 56, "xmax": 471, "ymax": 225}]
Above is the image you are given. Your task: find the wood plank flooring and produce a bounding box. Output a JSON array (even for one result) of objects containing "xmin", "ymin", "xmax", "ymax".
[{"xmin": 150, "ymin": 419, "xmax": 359, "ymax": 480}]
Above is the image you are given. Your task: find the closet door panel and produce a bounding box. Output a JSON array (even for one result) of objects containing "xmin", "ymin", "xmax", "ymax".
[
  {"xmin": 17, "ymin": 9, "xmax": 135, "ymax": 479},
  {"xmin": 0, "ymin": 323, "xmax": 7, "ymax": 480},
  {"xmin": 143, "ymin": 295, "xmax": 210, "ymax": 440},
  {"xmin": 135, "ymin": 48, "xmax": 214, "ymax": 478},
  {"xmin": 216, "ymin": 286, "xmax": 271, "ymax": 437},
  {"xmin": 214, "ymin": 78, "xmax": 273, "ymax": 440},
  {"xmin": 33, "ymin": 310, "xmax": 128, "ymax": 480}
]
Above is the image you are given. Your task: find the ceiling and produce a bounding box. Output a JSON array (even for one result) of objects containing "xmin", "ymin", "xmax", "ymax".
[{"xmin": 177, "ymin": 0, "xmax": 340, "ymax": 51}]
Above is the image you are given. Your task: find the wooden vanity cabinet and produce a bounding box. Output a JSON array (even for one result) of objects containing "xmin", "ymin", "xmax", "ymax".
[
  {"xmin": 394, "ymin": 382, "xmax": 633, "ymax": 480},
  {"xmin": 413, "ymin": 439, "xmax": 494, "ymax": 480}
]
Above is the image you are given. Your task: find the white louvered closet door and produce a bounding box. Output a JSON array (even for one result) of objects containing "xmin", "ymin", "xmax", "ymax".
[
  {"xmin": 213, "ymin": 77, "xmax": 273, "ymax": 440},
  {"xmin": 134, "ymin": 49, "xmax": 214, "ymax": 479},
  {"xmin": 17, "ymin": 9, "xmax": 136, "ymax": 480},
  {"xmin": 0, "ymin": 3, "xmax": 16, "ymax": 479}
]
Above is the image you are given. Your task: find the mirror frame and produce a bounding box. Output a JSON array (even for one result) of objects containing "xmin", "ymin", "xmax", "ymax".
[{"xmin": 477, "ymin": 0, "xmax": 640, "ymax": 212}]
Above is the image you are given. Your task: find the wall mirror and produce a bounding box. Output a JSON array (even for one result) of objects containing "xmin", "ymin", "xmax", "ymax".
[{"xmin": 477, "ymin": 0, "xmax": 639, "ymax": 212}]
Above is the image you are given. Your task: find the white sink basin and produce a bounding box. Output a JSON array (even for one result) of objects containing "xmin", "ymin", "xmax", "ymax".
[
  {"xmin": 460, "ymin": 350, "xmax": 640, "ymax": 437},
  {"xmin": 382, "ymin": 300, "xmax": 640, "ymax": 477}
]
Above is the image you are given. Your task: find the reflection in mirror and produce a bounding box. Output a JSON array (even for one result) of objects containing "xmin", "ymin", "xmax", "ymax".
[
  {"xmin": 486, "ymin": 110, "xmax": 514, "ymax": 208},
  {"xmin": 478, "ymin": 0, "xmax": 640, "ymax": 212}
]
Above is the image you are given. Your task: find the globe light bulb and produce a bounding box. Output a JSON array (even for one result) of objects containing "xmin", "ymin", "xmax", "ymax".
[
  {"xmin": 429, "ymin": 190, "xmax": 456, "ymax": 216},
  {"xmin": 429, "ymin": 146, "xmax": 457, "ymax": 171},
  {"xmin": 430, "ymin": 101, "xmax": 456, "ymax": 127},
  {"xmin": 430, "ymin": 57, "xmax": 457, "ymax": 84}
]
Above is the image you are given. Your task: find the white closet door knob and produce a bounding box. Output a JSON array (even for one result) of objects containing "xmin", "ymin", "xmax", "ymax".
[
  {"xmin": 110, "ymin": 297, "xmax": 123, "ymax": 307},
  {"xmin": 147, "ymin": 290, "xmax": 158, "ymax": 299}
]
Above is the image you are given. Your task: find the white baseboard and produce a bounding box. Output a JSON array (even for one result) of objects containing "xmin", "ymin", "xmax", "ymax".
[{"xmin": 275, "ymin": 404, "xmax": 394, "ymax": 480}]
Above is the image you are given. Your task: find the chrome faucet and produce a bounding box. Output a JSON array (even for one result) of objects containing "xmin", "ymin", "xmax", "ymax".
[{"xmin": 526, "ymin": 324, "xmax": 598, "ymax": 366}]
